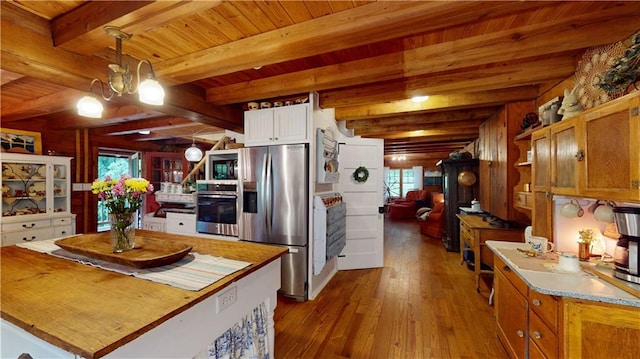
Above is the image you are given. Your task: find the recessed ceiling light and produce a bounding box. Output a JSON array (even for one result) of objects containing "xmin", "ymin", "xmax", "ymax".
[
  {"xmin": 138, "ymin": 130, "xmax": 150, "ymax": 135},
  {"xmin": 411, "ymin": 95, "xmax": 429, "ymax": 103}
]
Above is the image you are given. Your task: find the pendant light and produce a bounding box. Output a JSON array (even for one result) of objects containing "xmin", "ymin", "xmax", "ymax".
[{"xmin": 184, "ymin": 135, "xmax": 203, "ymax": 162}]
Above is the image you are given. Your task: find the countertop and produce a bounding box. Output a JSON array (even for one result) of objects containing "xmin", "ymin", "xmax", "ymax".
[
  {"xmin": 486, "ymin": 241, "xmax": 640, "ymax": 307},
  {"xmin": 0, "ymin": 230, "xmax": 287, "ymax": 358}
]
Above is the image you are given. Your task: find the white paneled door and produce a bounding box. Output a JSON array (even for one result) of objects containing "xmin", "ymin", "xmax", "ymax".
[{"xmin": 336, "ymin": 137, "xmax": 384, "ymax": 270}]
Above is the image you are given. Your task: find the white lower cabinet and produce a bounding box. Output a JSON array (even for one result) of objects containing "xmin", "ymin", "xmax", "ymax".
[
  {"xmin": 1, "ymin": 214, "xmax": 76, "ymax": 246},
  {"xmin": 166, "ymin": 213, "xmax": 196, "ymax": 235}
]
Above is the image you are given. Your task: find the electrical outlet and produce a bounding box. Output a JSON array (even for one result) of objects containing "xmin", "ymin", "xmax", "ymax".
[{"xmin": 216, "ymin": 286, "xmax": 237, "ymax": 313}]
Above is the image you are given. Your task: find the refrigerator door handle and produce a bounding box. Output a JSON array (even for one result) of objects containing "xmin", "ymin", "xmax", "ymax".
[
  {"xmin": 261, "ymin": 152, "xmax": 269, "ymax": 234},
  {"xmin": 266, "ymin": 152, "xmax": 273, "ymax": 233}
]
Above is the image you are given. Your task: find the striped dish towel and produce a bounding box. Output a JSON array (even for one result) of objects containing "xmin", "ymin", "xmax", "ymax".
[{"xmin": 17, "ymin": 239, "xmax": 251, "ymax": 291}]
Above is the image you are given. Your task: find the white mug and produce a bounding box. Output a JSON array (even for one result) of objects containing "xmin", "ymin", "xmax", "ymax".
[
  {"xmin": 529, "ymin": 236, "xmax": 554, "ymax": 255},
  {"xmin": 594, "ymin": 203, "xmax": 615, "ymax": 223},
  {"xmin": 560, "ymin": 200, "xmax": 584, "ymax": 218}
]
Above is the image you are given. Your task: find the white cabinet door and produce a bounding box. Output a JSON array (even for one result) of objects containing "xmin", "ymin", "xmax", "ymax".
[
  {"xmin": 336, "ymin": 137, "xmax": 384, "ymax": 270},
  {"xmin": 244, "ymin": 110, "xmax": 274, "ymax": 146},
  {"xmin": 273, "ymin": 105, "xmax": 308, "ymax": 143},
  {"xmin": 244, "ymin": 104, "xmax": 309, "ymax": 146}
]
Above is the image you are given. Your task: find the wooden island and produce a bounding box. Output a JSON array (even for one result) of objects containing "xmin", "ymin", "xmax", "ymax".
[{"xmin": 0, "ymin": 230, "xmax": 287, "ymax": 358}]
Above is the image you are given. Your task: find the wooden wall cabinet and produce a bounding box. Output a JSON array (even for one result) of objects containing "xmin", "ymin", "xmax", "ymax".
[
  {"xmin": 479, "ymin": 101, "xmax": 535, "ymax": 222},
  {"xmin": 579, "ymin": 92, "xmax": 640, "ymax": 201},
  {"xmin": 244, "ymin": 104, "xmax": 310, "ymax": 146},
  {"xmin": 531, "ymin": 91, "xmax": 640, "ymax": 206}
]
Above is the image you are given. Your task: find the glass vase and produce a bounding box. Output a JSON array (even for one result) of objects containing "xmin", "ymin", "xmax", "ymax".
[{"xmin": 109, "ymin": 212, "xmax": 135, "ymax": 253}]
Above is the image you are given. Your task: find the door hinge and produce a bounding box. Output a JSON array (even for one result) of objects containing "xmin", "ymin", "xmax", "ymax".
[{"xmin": 632, "ymin": 180, "xmax": 640, "ymax": 189}]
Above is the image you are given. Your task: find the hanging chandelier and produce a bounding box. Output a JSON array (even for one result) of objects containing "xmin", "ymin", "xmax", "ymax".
[{"xmin": 76, "ymin": 26, "xmax": 165, "ymax": 118}]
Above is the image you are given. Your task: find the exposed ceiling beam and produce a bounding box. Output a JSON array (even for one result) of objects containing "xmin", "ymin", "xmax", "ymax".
[
  {"xmin": 355, "ymin": 119, "xmax": 485, "ymax": 137},
  {"xmin": 52, "ymin": 1, "xmax": 221, "ymax": 53},
  {"xmin": 205, "ymin": 5, "xmax": 640, "ymax": 104},
  {"xmin": 156, "ymin": 1, "xmax": 549, "ymax": 85},
  {"xmin": 320, "ymin": 56, "xmax": 575, "ymax": 108},
  {"xmin": 346, "ymin": 108, "xmax": 498, "ymax": 130},
  {"xmin": 336, "ymin": 87, "xmax": 538, "ymax": 121}
]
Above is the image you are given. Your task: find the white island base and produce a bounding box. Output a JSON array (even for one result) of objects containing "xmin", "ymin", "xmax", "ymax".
[{"xmin": 1, "ymin": 259, "xmax": 281, "ymax": 358}]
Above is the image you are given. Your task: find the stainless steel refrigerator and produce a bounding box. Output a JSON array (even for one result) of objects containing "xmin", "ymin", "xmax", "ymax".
[{"xmin": 238, "ymin": 144, "xmax": 309, "ymax": 301}]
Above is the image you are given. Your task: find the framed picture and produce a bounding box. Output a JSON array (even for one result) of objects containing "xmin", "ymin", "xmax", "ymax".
[{"xmin": 0, "ymin": 128, "xmax": 42, "ymax": 155}]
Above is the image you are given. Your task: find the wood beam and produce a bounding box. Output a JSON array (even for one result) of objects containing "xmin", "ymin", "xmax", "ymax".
[
  {"xmin": 337, "ymin": 87, "xmax": 538, "ymax": 121},
  {"xmin": 347, "ymin": 108, "xmax": 498, "ymax": 130},
  {"xmin": 157, "ymin": 1, "xmax": 548, "ymax": 85},
  {"xmin": 91, "ymin": 116, "xmax": 194, "ymax": 136},
  {"xmin": 356, "ymin": 120, "xmax": 485, "ymax": 137},
  {"xmin": 52, "ymin": 1, "xmax": 221, "ymax": 53},
  {"xmin": 205, "ymin": 5, "xmax": 640, "ymax": 104},
  {"xmin": 372, "ymin": 129, "xmax": 479, "ymax": 141},
  {"xmin": 0, "ymin": 88, "xmax": 85, "ymax": 122},
  {"xmin": 320, "ymin": 56, "xmax": 575, "ymax": 108}
]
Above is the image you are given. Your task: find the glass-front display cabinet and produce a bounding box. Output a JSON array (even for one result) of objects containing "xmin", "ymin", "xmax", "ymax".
[{"xmin": 1, "ymin": 153, "xmax": 75, "ymax": 246}]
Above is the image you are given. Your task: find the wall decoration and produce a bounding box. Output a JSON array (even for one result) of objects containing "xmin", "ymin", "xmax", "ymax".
[
  {"xmin": 599, "ymin": 32, "xmax": 640, "ymax": 94},
  {"xmin": 353, "ymin": 166, "xmax": 369, "ymax": 183},
  {"xmin": 0, "ymin": 128, "xmax": 42, "ymax": 155},
  {"xmin": 575, "ymin": 42, "xmax": 625, "ymax": 110}
]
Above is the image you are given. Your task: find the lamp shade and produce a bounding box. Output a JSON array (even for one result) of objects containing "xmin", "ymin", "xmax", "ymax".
[
  {"xmin": 76, "ymin": 95, "xmax": 104, "ymax": 118},
  {"xmin": 184, "ymin": 144, "xmax": 203, "ymax": 162},
  {"xmin": 138, "ymin": 78, "xmax": 165, "ymax": 105}
]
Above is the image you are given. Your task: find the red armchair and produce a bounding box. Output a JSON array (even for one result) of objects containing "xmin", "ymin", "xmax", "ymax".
[
  {"xmin": 389, "ymin": 190, "xmax": 429, "ymax": 219},
  {"xmin": 419, "ymin": 201, "xmax": 445, "ymax": 239}
]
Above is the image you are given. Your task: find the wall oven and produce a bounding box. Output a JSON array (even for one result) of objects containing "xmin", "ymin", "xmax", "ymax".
[{"xmin": 196, "ymin": 180, "xmax": 238, "ymax": 237}]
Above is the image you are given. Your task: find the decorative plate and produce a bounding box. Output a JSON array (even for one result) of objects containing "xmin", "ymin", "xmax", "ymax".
[{"xmin": 575, "ymin": 42, "xmax": 625, "ymax": 110}]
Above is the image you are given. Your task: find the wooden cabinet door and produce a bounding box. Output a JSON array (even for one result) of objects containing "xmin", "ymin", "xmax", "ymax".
[
  {"xmin": 580, "ymin": 93, "xmax": 640, "ymax": 201},
  {"xmin": 495, "ymin": 269, "xmax": 527, "ymax": 359},
  {"xmin": 550, "ymin": 118, "xmax": 580, "ymax": 196},
  {"xmin": 532, "ymin": 128, "xmax": 551, "ymax": 192},
  {"xmin": 531, "ymin": 128, "xmax": 553, "ymax": 240},
  {"xmin": 564, "ymin": 298, "xmax": 640, "ymax": 359}
]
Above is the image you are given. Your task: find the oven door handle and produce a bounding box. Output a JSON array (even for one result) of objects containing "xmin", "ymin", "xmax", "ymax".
[{"xmin": 197, "ymin": 194, "xmax": 237, "ymax": 199}]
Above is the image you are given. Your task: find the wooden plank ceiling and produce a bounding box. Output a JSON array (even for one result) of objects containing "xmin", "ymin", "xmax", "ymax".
[{"xmin": 1, "ymin": 1, "xmax": 639, "ymax": 161}]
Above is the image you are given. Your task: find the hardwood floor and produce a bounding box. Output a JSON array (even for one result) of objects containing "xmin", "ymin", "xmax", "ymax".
[{"xmin": 274, "ymin": 217, "xmax": 507, "ymax": 359}]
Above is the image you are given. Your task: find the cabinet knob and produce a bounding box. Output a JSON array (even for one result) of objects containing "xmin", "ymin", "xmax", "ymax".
[
  {"xmin": 575, "ymin": 150, "xmax": 585, "ymax": 161},
  {"xmin": 532, "ymin": 331, "xmax": 542, "ymax": 339},
  {"xmin": 503, "ymin": 266, "xmax": 511, "ymax": 272},
  {"xmin": 517, "ymin": 330, "xmax": 524, "ymax": 338},
  {"xmin": 22, "ymin": 223, "xmax": 36, "ymax": 228},
  {"xmin": 274, "ymin": 137, "xmax": 279, "ymax": 140},
  {"xmin": 179, "ymin": 222, "xmax": 184, "ymax": 226},
  {"xmin": 532, "ymin": 299, "xmax": 541, "ymax": 306}
]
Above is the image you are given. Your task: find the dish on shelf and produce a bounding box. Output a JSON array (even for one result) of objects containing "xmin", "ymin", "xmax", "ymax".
[
  {"xmin": 36, "ymin": 165, "xmax": 47, "ymax": 179},
  {"xmin": 28, "ymin": 182, "xmax": 46, "ymax": 196},
  {"xmin": 54, "ymin": 166, "xmax": 65, "ymax": 179},
  {"xmin": 2, "ymin": 184, "xmax": 10, "ymax": 197}
]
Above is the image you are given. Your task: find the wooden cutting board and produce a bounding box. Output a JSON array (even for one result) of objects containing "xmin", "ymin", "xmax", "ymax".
[{"xmin": 55, "ymin": 232, "xmax": 192, "ymax": 268}]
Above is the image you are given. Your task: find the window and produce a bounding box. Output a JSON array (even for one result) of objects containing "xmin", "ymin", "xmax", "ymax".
[
  {"xmin": 401, "ymin": 169, "xmax": 415, "ymax": 197},
  {"xmin": 384, "ymin": 168, "xmax": 417, "ymax": 200}
]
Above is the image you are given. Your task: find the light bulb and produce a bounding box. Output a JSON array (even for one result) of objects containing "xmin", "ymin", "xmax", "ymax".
[
  {"xmin": 76, "ymin": 95, "xmax": 104, "ymax": 118},
  {"xmin": 184, "ymin": 144, "xmax": 203, "ymax": 162},
  {"xmin": 138, "ymin": 78, "xmax": 165, "ymax": 105}
]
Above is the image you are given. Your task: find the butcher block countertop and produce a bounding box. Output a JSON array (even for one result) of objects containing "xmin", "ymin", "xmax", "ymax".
[{"xmin": 0, "ymin": 230, "xmax": 287, "ymax": 358}]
